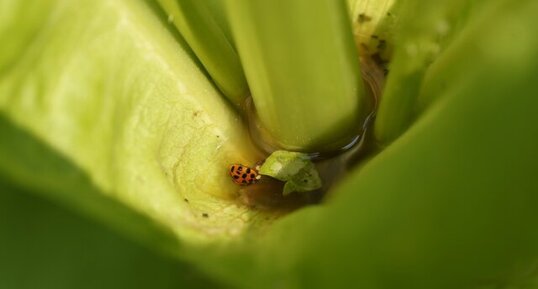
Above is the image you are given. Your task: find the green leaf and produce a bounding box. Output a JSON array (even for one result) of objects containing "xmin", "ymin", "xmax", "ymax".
[
  {"xmin": 0, "ymin": 0, "xmax": 274, "ymax": 248},
  {"xmin": 258, "ymin": 150, "xmax": 322, "ymax": 195},
  {"xmin": 2, "ymin": 0, "xmax": 538, "ymax": 289},
  {"xmin": 374, "ymin": 0, "xmax": 474, "ymax": 144},
  {"xmin": 0, "ymin": 181, "xmax": 224, "ymax": 289}
]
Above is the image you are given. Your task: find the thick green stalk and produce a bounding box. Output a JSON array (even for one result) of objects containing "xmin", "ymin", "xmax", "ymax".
[
  {"xmin": 374, "ymin": 1, "xmax": 469, "ymax": 145},
  {"xmin": 157, "ymin": 0, "xmax": 248, "ymax": 107},
  {"xmin": 227, "ymin": 0, "xmax": 367, "ymax": 152},
  {"xmin": 373, "ymin": 63, "xmax": 424, "ymax": 145}
]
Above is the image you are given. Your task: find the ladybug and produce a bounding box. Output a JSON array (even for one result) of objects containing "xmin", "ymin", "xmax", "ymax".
[{"xmin": 229, "ymin": 164, "xmax": 261, "ymax": 185}]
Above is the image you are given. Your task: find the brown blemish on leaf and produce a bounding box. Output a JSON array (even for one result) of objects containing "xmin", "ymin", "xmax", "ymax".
[
  {"xmin": 377, "ymin": 39, "xmax": 387, "ymax": 51},
  {"xmin": 357, "ymin": 13, "xmax": 372, "ymax": 23}
]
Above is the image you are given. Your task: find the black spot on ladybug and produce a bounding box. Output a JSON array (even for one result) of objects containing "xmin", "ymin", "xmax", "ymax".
[
  {"xmin": 202, "ymin": 213, "xmax": 209, "ymax": 218},
  {"xmin": 229, "ymin": 164, "xmax": 261, "ymax": 186},
  {"xmin": 184, "ymin": 198, "xmax": 189, "ymax": 202}
]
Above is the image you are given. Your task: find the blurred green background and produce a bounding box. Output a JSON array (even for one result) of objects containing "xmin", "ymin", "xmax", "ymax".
[{"xmin": 0, "ymin": 181, "xmax": 223, "ymax": 289}]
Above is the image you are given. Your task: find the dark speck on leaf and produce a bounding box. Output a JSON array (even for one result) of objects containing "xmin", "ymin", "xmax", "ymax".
[
  {"xmin": 371, "ymin": 34, "xmax": 379, "ymax": 39},
  {"xmin": 360, "ymin": 43, "xmax": 369, "ymax": 52},
  {"xmin": 202, "ymin": 213, "xmax": 209, "ymax": 218},
  {"xmin": 377, "ymin": 39, "xmax": 387, "ymax": 50},
  {"xmin": 358, "ymin": 13, "xmax": 372, "ymax": 23},
  {"xmin": 372, "ymin": 53, "xmax": 388, "ymax": 66},
  {"xmin": 184, "ymin": 198, "xmax": 189, "ymax": 203}
]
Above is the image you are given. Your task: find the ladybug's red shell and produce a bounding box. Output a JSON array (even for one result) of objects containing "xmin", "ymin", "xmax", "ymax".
[{"xmin": 229, "ymin": 164, "xmax": 260, "ymax": 185}]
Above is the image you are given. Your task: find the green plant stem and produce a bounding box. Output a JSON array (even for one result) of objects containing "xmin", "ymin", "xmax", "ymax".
[
  {"xmin": 157, "ymin": 0, "xmax": 248, "ymax": 107},
  {"xmin": 373, "ymin": 57, "xmax": 425, "ymax": 145},
  {"xmin": 227, "ymin": 0, "xmax": 367, "ymax": 152}
]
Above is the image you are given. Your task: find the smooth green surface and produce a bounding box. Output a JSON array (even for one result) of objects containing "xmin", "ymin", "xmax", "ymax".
[
  {"xmin": 1, "ymin": 0, "xmax": 538, "ymax": 289},
  {"xmin": 0, "ymin": 181, "xmax": 225, "ymax": 289},
  {"xmin": 156, "ymin": 0, "xmax": 248, "ymax": 107},
  {"xmin": 227, "ymin": 0, "xmax": 367, "ymax": 151}
]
